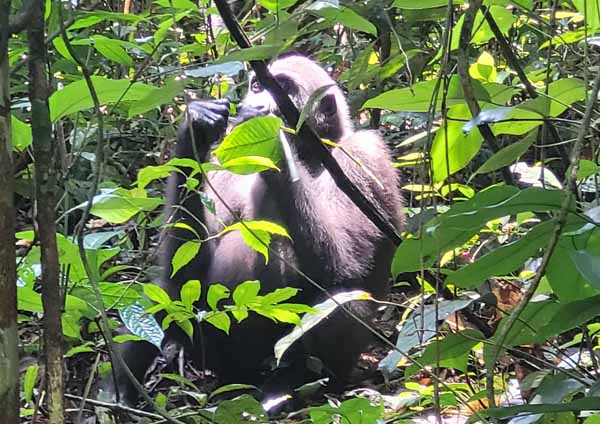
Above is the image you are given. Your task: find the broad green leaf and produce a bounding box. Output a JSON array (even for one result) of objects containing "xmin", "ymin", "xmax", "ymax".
[
  {"xmin": 518, "ymin": 79, "xmax": 586, "ymax": 118},
  {"xmin": 577, "ymin": 160, "xmax": 600, "ymax": 180},
  {"xmin": 570, "ymin": 250, "xmax": 600, "ymax": 291},
  {"xmin": 92, "ymin": 36, "xmax": 133, "ymax": 65},
  {"xmin": 447, "ymin": 219, "xmax": 554, "ymax": 288},
  {"xmin": 393, "ymin": 0, "xmax": 462, "ymax": 8},
  {"xmin": 144, "ymin": 285, "xmax": 171, "ymax": 305},
  {"xmin": 170, "ymin": 240, "xmax": 201, "ymax": 277},
  {"xmin": 274, "ymin": 290, "xmax": 371, "ymax": 363},
  {"xmin": 379, "ymin": 299, "xmax": 474, "ymax": 378},
  {"xmin": 406, "ymin": 329, "xmax": 484, "ymax": 377},
  {"xmin": 155, "ymin": 0, "xmax": 197, "ymax": 9},
  {"xmin": 310, "ymin": 397, "xmax": 383, "ymax": 424},
  {"xmin": 67, "ymin": 11, "xmax": 144, "ymax": 30},
  {"xmin": 363, "ymin": 76, "xmax": 490, "ymax": 112},
  {"xmin": 472, "ymin": 132, "xmax": 535, "ymax": 177},
  {"xmin": 23, "ymin": 365, "xmax": 39, "ymax": 404},
  {"xmin": 469, "ymin": 51, "xmax": 497, "ymax": 83},
  {"xmin": 214, "ymin": 116, "xmax": 282, "ymax": 165},
  {"xmin": 232, "ymin": 281, "xmax": 261, "ymax": 306},
  {"xmin": 180, "ymin": 280, "xmax": 201, "ymax": 309},
  {"xmin": 484, "ymin": 397, "xmax": 600, "ymax": 418},
  {"xmin": 431, "ymin": 104, "xmax": 483, "ymax": 183},
  {"xmin": 18, "ymin": 288, "xmax": 43, "ymax": 313},
  {"xmin": 205, "ymin": 311, "xmax": 231, "ymax": 334},
  {"xmin": 257, "ymin": 0, "xmax": 297, "ymax": 11},
  {"xmin": 176, "ymin": 320, "xmax": 194, "ymax": 339},
  {"xmin": 262, "ymin": 287, "xmax": 298, "ymax": 304},
  {"xmin": 209, "ymin": 384, "xmax": 258, "ymax": 400},
  {"xmin": 307, "ymin": 2, "xmax": 377, "ymax": 35},
  {"xmin": 128, "ymin": 79, "xmax": 183, "ymax": 117},
  {"xmin": 62, "ymin": 310, "xmax": 83, "ymax": 339},
  {"xmin": 220, "ymin": 156, "xmax": 280, "ymax": 175},
  {"xmin": 136, "ymin": 164, "xmax": 178, "ymax": 189},
  {"xmin": 216, "ymin": 45, "xmax": 285, "ymax": 63},
  {"xmin": 538, "ymin": 295, "xmax": 600, "ymax": 340},
  {"xmin": 72, "ymin": 188, "xmax": 163, "ymax": 224},
  {"xmin": 220, "ymin": 220, "xmax": 290, "ymax": 263},
  {"xmin": 65, "ymin": 343, "xmax": 95, "ymax": 357},
  {"xmin": 392, "ymin": 186, "xmax": 566, "ymax": 274},
  {"xmin": 451, "ymin": 7, "xmax": 516, "ymax": 51},
  {"xmin": 49, "ymin": 77, "xmax": 156, "ymax": 121},
  {"xmin": 547, "ymin": 230, "xmax": 600, "ymax": 301},
  {"xmin": 98, "ymin": 282, "xmax": 142, "ymax": 308},
  {"xmin": 11, "ymin": 115, "xmax": 32, "ymax": 151},
  {"xmin": 207, "ymin": 284, "xmax": 230, "ymax": 311},
  {"xmin": 120, "ymin": 302, "xmax": 164, "ymax": 348}
]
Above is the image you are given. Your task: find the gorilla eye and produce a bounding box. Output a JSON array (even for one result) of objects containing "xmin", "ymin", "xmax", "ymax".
[{"xmin": 251, "ymin": 79, "xmax": 262, "ymax": 93}]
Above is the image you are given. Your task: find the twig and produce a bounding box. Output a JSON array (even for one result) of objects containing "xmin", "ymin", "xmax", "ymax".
[
  {"xmin": 457, "ymin": 0, "xmax": 515, "ymax": 186},
  {"xmin": 486, "ymin": 62, "xmax": 600, "ymax": 409},
  {"xmin": 212, "ymin": 0, "xmax": 402, "ymax": 246},
  {"xmin": 65, "ymin": 393, "xmax": 163, "ymax": 420}
]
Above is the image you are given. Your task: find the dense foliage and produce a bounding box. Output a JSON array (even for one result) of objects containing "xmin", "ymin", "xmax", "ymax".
[{"xmin": 3, "ymin": 0, "xmax": 600, "ymax": 422}]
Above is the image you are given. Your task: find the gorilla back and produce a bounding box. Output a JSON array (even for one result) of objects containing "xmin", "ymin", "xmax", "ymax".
[{"xmin": 111, "ymin": 55, "xmax": 403, "ymax": 403}]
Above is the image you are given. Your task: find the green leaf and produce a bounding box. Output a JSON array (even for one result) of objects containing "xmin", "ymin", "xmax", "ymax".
[
  {"xmin": 431, "ymin": 104, "xmax": 484, "ymax": 183},
  {"xmin": 569, "ymin": 250, "xmax": 600, "ymax": 291},
  {"xmin": 170, "ymin": 240, "xmax": 201, "ymax": 277},
  {"xmin": 220, "ymin": 220, "xmax": 289, "ymax": 263},
  {"xmin": 274, "ymin": 290, "xmax": 372, "ymax": 363},
  {"xmin": 207, "ymin": 284, "xmax": 230, "ymax": 311},
  {"xmin": 214, "ymin": 116, "xmax": 282, "ymax": 165},
  {"xmin": 180, "ymin": 280, "xmax": 201, "ymax": 309},
  {"xmin": 144, "ymin": 285, "xmax": 172, "ymax": 305},
  {"xmin": 23, "ymin": 365, "xmax": 39, "ymax": 404},
  {"xmin": 406, "ymin": 329, "xmax": 483, "ymax": 377},
  {"xmin": 92, "ymin": 36, "xmax": 133, "ymax": 65},
  {"xmin": 216, "ymin": 45, "xmax": 284, "ymax": 64},
  {"xmin": 98, "ymin": 282, "xmax": 142, "ymax": 308},
  {"xmin": 11, "ymin": 115, "xmax": 32, "ymax": 151},
  {"xmin": 447, "ymin": 219, "xmax": 554, "ymax": 288},
  {"xmin": 62, "ymin": 311, "xmax": 83, "ymax": 339},
  {"xmin": 220, "ymin": 156, "xmax": 280, "ymax": 175},
  {"xmin": 484, "ymin": 397, "xmax": 600, "ymax": 418},
  {"xmin": 65, "ymin": 342, "xmax": 95, "ymax": 357},
  {"xmin": 155, "ymin": 0, "xmax": 197, "ymax": 9},
  {"xmin": 257, "ymin": 0, "xmax": 297, "ymax": 11},
  {"xmin": 393, "ymin": 0, "xmax": 462, "ymax": 8},
  {"xmin": 518, "ymin": 78, "xmax": 586, "ymax": 118},
  {"xmin": 392, "ymin": 186, "xmax": 566, "ymax": 274},
  {"xmin": 262, "ymin": 287, "xmax": 298, "ymax": 304},
  {"xmin": 209, "ymin": 384, "xmax": 258, "ymax": 400},
  {"xmin": 49, "ymin": 77, "xmax": 156, "ymax": 121},
  {"xmin": 307, "ymin": 2, "xmax": 377, "ymax": 35},
  {"xmin": 363, "ymin": 76, "xmax": 490, "ymax": 112},
  {"xmin": 472, "ymin": 132, "xmax": 535, "ymax": 177},
  {"xmin": 538, "ymin": 295, "xmax": 600, "ymax": 340},
  {"xmin": 72, "ymin": 188, "xmax": 163, "ymax": 224},
  {"xmin": 120, "ymin": 302, "xmax": 164, "ymax": 348},
  {"xmin": 379, "ymin": 299, "xmax": 474, "ymax": 378},
  {"xmin": 205, "ymin": 311, "xmax": 231, "ymax": 334},
  {"xmin": 176, "ymin": 319, "xmax": 194, "ymax": 339},
  {"xmin": 128, "ymin": 79, "xmax": 184, "ymax": 117},
  {"xmin": 232, "ymin": 281, "xmax": 261, "ymax": 306}
]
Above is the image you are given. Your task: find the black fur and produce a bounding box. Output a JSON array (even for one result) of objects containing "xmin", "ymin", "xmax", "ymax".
[{"xmin": 105, "ymin": 55, "xmax": 403, "ymax": 405}]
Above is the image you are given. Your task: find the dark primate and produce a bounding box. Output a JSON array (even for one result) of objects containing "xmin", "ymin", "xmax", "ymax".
[{"xmin": 107, "ymin": 55, "xmax": 403, "ymax": 404}]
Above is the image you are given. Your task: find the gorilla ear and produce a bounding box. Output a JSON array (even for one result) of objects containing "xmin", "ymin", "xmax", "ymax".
[{"xmin": 319, "ymin": 93, "xmax": 338, "ymax": 117}]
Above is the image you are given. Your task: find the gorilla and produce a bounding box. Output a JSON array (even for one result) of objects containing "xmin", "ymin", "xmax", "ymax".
[{"xmin": 107, "ymin": 54, "xmax": 403, "ymax": 405}]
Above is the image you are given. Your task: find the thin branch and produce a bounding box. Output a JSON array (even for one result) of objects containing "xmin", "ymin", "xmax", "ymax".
[
  {"xmin": 487, "ymin": 62, "xmax": 600, "ymax": 409},
  {"xmin": 8, "ymin": 0, "xmax": 35, "ymax": 35},
  {"xmin": 457, "ymin": 0, "xmax": 515, "ymax": 186},
  {"xmin": 213, "ymin": 0, "xmax": 402, "ymax": 246}
]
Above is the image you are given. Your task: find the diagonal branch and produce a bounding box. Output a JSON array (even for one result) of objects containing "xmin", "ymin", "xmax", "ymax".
[
  {"xmin": 213, "ymin": 0, "xmax": 402, "ymax": 246},
  {"xmin": 457, "ymin": 0, "xmax": 515, "ymax": 186}
]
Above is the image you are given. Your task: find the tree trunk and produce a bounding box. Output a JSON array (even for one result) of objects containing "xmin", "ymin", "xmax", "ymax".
[
  {"xmin": 28, "ymin": 1, "xmax": 65, "ymax": 422},
  {"xmin": 0, "ymin": 0, "xmax": 20, "ymax": 421}
]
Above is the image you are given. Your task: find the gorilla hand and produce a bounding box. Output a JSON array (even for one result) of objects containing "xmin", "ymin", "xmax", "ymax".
[{"xmin": 176, "ymin": 99, "xmax": 230, "ymax": 159}]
